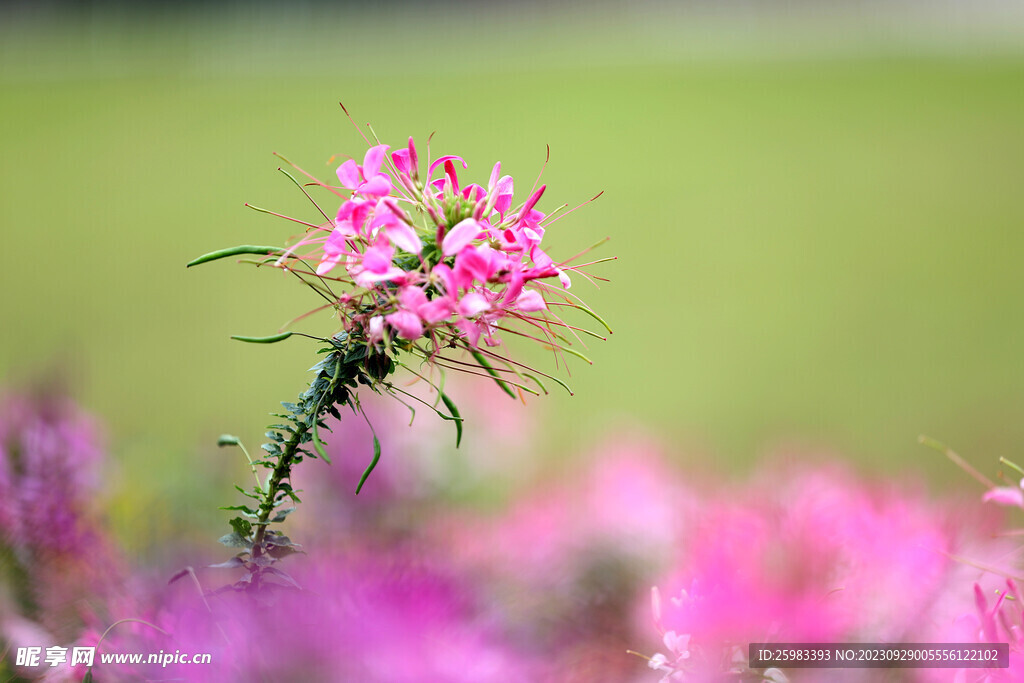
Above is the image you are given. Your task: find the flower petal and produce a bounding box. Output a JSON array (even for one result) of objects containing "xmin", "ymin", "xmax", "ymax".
[
  {"xmin": 459, "ymin": 292, "xmax": 490, "ymax": 318},
  {"xmin": 516, "ymin": 289, "xmax": 547, "ymax": 312},
  {"xmin": 367, "ymin": 315, "xmax": 384, "ymax": 342},
  {"xmin": 359, "ymin": 175, "xmax": 393, "ymax": 198},
  {"xmin": 386, "ymin": 223, "xmax": 423, "ymax": 255},
  {"xmin": 391, "ymin": 148, "xmax": 410, "ymax": 174},
  {"xmin": 428, "ymin": 154, "xmax": 468, "ymax": 177},
  {"xmin": 385, "ymin": 310, "xmax": 423, "ymax": 340},
  {"xmin": 420, "ymin": 298, "xmax": 454, "ymax": 324},
  {"xmin": 983, "ymin": 486, "xmax": 1024, "ymax": 507},
  {"xmin": 442, "ymin": 218, "xmax": 482, "ymax": 256},
  {"xmin": 336, "ymin": 159, "xmax": 361, "ymax": 190},
  {"xmin": 362, "ymin": 144, "xmax": 390, "ymax": 178}
]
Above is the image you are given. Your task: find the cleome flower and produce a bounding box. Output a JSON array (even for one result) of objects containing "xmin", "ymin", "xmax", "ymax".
[
  {"xmin": 186, "ymin": 120, "xmax": 612, "ymax": 587},
  {"xmin": 263, "ymin": 132, "xmax": 611, "ymax": 396}
]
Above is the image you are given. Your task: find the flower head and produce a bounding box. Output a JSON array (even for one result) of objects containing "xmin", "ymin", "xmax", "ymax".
[{"xmin": 270, "ymin": 133, "xmax": 609, "ymax": 395}]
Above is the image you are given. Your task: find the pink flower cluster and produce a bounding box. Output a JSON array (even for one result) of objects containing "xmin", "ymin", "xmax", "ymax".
[
  {"xmin": 281, "ymin": 137, "xmax": 598, "ymax": 352},
  {"xmin": 0, "ymin": 392, "xmax": 105, "ymax": 556},
  {"xmin": 642, "ymin": 464, "xmax": 1014, "ymax": 682},
  {"xmin": 86, "ymin": 551, "xmax": 539, "ymax": 683},
  {"xmin": 0, "ymin": 390, "xmax": 123, "ymax": 659}
]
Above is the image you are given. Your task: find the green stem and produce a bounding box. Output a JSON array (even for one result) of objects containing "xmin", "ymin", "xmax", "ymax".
[{"xmin": 251, "ymin": 423, "xmax": 307, "ymax": 553}]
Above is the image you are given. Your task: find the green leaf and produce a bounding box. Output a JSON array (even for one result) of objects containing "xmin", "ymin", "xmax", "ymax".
[
  {"xmin": 208, "ymin": 556, "xmax": 246, "ymax": 570},
  {"xmin": 355, "ymin": 435, "xmax": 381, "ymax": 495},
  {"xmin": 439, "ymin": 391, "xmax": 463, "ymax": 448},
  {"xmin": 261, "ymin": 566, "xmax": 302, "ymax": 589},
  {"xmin": 271, "ymin": 507, "xmax": 297, "ymax": 523},
  {"xmin": 186, "ymin": 245, "xmax": 286, "ymax": 268},
  {"xmin": 83, "ymin": 670, "xmax": 93, "ymax": 683},
  {"xmin": 217, "ymin": 434, "xmax": 240, "ymax": 447},
  {"xmin": 219, "ymin": 504, "xmax": 257, "ymax": 515},
  {"xmin": 311, "ymin": 413, "xmax": 332, "ymax": 464},
  {"xmin": 229, "ymin": 517, "xmax": 252, "ymax": 538},
  {"xmin": 470, "ymin": 351, "xmax": 516, "ymax": 399},
  {"xmin": 234, "ymin": 484, "xmax": 262, "ymax": 500},
  {"xmin": 218, "ymin": 532, "xmax": 252, "ymax": 549}
]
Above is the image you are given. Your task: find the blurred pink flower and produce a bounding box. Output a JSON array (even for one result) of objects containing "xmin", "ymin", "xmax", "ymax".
[
  {"xmin": 982, "ymin": 485, "xmax": 1024, "ymax": 508},
  {"xmin": 0, "ymin": 389, "xmax": 122, "ymax": 640},
  {"xmin": 93, "ymin": 551, "xmax": 538, "ymax": 683},
  {"xmin": 645, "ymin": 464, "xmax": 966, "ymax": 681},
  {"xmin": 433, "ymin": 434, "xmax": 689, "ymax": 593}
]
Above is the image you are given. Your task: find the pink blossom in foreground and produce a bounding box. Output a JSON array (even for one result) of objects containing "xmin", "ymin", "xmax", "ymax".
[
  {"xmin": 641, "ymin": 464, "xmax": 980, "ymax": 682},
  {"xmin": 432, "ymin": 435, "xmax": 689, "ymax": 593},
  {"xmin": 427, "ymin": 436, "xmax": 693, "ymax": 683},
  {"xmin": 91, "ymin": 552, "xmax": 538, "ymax": 683}
]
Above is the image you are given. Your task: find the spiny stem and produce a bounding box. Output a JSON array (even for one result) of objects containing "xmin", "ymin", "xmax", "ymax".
[{"xmin": 252, "ymin": 423, "xmax": 307, "ymax": 552}]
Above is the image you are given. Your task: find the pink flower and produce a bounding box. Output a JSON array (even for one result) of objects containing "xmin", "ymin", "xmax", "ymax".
[
  {"xmin": 267, "ymin": 134, "xmax": 608, "ymax": 376},
  {"xmin": 108, "ymin": 552, "xmax": 540, "ymax": 683},
  {"xmin": 337, "ymin": 144, "xmax": 393, "ymax": 197},
  {"xmin": 442, "ymin": 218, "xmax": 484, "ymax": 256},
  {"xmin": 983, "ymin": 485, "xmax": 1024, "ymax": 508},
  {"xmin": 643, "ymin": 463, "xmax": 961, "ymax": 680}
]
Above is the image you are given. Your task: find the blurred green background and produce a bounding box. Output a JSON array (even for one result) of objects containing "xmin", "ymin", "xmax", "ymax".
[{"xmin": 2, "ymin": 2, "xmax": 1024, "ymax": 549}]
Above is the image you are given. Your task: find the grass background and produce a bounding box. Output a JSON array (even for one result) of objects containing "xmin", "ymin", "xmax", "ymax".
[{"xmin": 2, "ymin": 2, "xmax": 1023, "ymax": 549}]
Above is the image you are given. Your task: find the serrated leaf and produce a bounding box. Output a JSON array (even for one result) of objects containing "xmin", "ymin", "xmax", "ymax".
[
  {"xmin": 220, "ymin": 504, "xmax": 256, "ymax": 513},
  {"xmin": 271, "ymin": 507, "xmax": 297, "ymax": 523},
  {"xmin": 229, "ymin": 517, "xmax": 252, "ymax": 538},
  {"xmin": 267, "ymin": 544, "xmax": 302, "ymax": 560},
  {"xmin": 218, "ymin": 532, "xmax": 252, "ymax": 549},
  {"xmin": 208, "ymin": 556, "xmax": 247, "ymax": 570},
  {"xmin": 234, "ymin": 485, "xmax": 262, "ymax": 500},
  {"xmin": 261, "ymin": 566, "xmax": 302, "ymax": 589}
]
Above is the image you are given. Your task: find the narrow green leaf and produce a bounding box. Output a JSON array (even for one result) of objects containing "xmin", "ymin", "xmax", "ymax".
[
  {"xmin": 217, "ymin": 434, "xmax": 240, "ymax": 447},
  {"xmin": 230, "ymin": 332, "xmax": 293, "ymax": 344},
  {"xmin": 440, "ymin": 391, "xmax": 463, "ymax": 448},
  {"xmin": 311, "ymin": 413, "xmax": 332, "ymax": 464},
  {"xmin": 219, "ymin": 505, "xmax": 257, "ymax": 515},
  {"xmin": 186, "ymin": 245, "xmax": 286, "ymax": 268},
  {"xmin": 470, "ymin": 351, "xmax": 516, "ymax": 399},
  {"xmin": 355, "ymin": 435, "xmax": 381, "ymax": 495}
]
